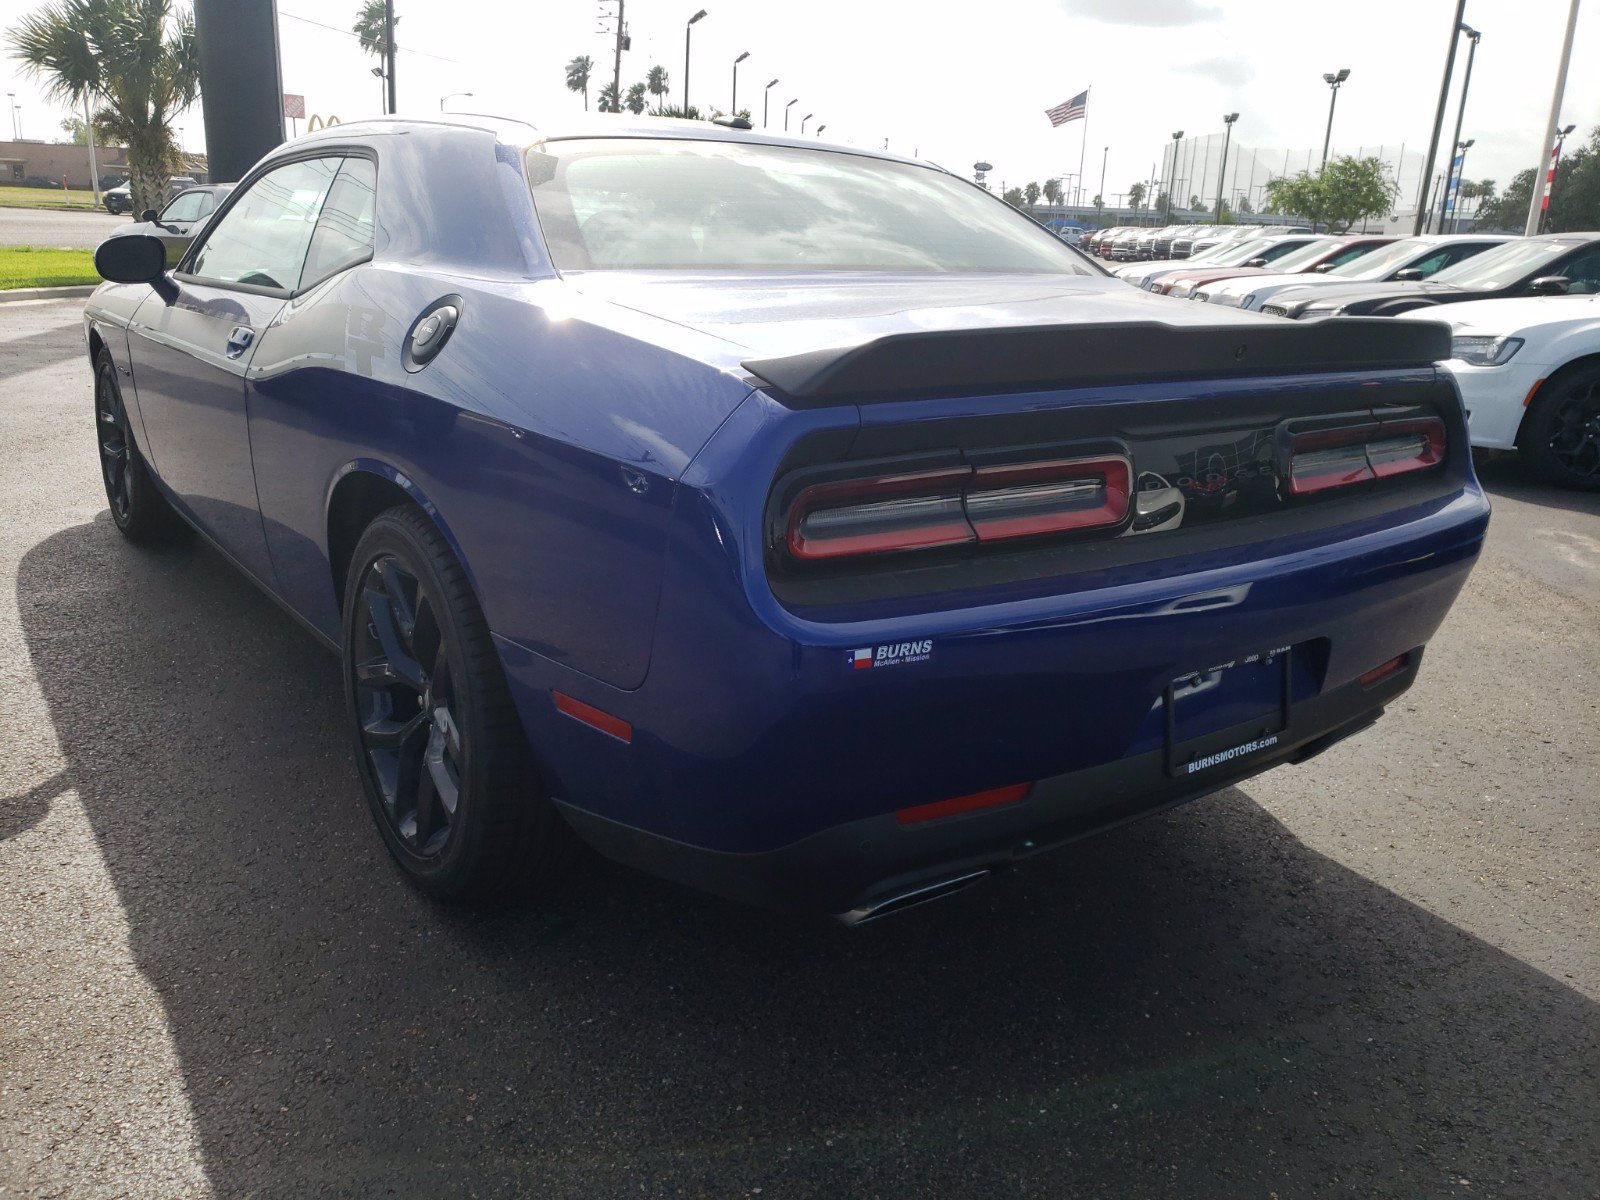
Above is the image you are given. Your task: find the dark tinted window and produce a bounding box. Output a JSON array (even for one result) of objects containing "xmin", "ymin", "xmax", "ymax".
[
  {"xmin": 188, "ymin": 157, "xmax": 341, "ymax": 291},
  {"xmin": 301, "ymin": 158, "xmax": 377, "ymax": 290},
  {"xmin": 528, "ymin": 138, "xmax": 1095, "ymax": 274},
  {"xmin": 1555, "ymin": 247, "xmax": 1600, "ymax": 293}
]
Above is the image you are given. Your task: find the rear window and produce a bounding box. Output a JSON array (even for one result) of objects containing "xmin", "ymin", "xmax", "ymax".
[{"xmin": 526, "ymin": 138, "xmax": 1097, "ymax": 275}]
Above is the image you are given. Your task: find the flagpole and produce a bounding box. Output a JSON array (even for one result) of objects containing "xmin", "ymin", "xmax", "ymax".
[{"xmin": 1076, "ymin": 87, "xmax": 1091, "ymax": 209}]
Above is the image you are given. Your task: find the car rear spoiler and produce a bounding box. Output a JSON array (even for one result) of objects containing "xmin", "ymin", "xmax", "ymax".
[{"xmin": 741, "ymin": 318, "xmax": 1452, "ymax": 406}]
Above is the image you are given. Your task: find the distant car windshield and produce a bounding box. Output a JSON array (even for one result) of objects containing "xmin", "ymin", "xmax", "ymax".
[
  {"xmin": 1429, "ymin": 239, "xmax": 1573, "ymax": 289},
  {"xmin": 1260, "ymin": 238, "xmax": 1346, "ymax": 272},
  {"xmin": 527, "ymin": 138, "xmax": 1097, "ymax": 274},
  {"xmin": 1324, "ymin": 238, "xmax": 1439, "ymax": 279}
]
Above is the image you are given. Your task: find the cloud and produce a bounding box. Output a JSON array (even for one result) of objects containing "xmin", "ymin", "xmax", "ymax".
[
  {"xmin": 1175, "ymin": 55, "xmax": 1257, "ymax": 86},
  {"xmin": 1062, "ymin": 0, "xmax": 1222, "ymax": 27}
]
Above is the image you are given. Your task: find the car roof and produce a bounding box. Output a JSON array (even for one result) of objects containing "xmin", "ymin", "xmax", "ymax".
[{"xmin": 289, "ymin": 113, "xmax": 935, "ymax": 171}]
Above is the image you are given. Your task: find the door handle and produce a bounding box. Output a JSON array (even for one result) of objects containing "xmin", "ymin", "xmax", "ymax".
[{"xmin": 225, "ymin": 326, "xmax": 255, "ymax": 359}]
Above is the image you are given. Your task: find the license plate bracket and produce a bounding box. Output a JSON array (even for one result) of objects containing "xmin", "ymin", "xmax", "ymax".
[{"xmin": 1164, "ymin": 645, "xmax": 1293, "ymax": 778}]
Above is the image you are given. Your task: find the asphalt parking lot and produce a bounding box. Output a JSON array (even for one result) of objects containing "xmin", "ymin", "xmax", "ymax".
[{"xmin": 1, "ymin": 295, "xmax": 1596, "ymax": 1199}]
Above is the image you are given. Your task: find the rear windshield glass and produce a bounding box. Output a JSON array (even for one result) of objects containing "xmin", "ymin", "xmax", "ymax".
[
  {"xmin": 1429, "ymin": 239, "xmax": 1571, "ymax": 289},
  {"xmin": 526, "ymin": 138, "xmax": 1097, "ymax": 274}
]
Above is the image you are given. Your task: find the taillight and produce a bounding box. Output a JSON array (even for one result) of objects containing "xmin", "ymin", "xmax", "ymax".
[
  {"xmin": 786, "ymin": 456, "xmax": 1131, "ymax": 561},
  {"xmin": 1285, "ymin": 416, "xmax": 1445, "ymax": 495}
]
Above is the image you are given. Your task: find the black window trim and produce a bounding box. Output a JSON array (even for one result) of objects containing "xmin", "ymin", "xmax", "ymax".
[{"xmin": 173, "ymin": 144, "xmax": 378, "ymax": 300}]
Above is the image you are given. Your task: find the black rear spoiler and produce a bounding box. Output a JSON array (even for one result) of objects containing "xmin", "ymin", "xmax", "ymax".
[{"xmin": 742, "ymin": 318, "xmax": 1452, "ymax": 406}]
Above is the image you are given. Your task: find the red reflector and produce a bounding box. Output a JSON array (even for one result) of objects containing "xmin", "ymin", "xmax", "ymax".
[
  {"xmin": 895, "ymin": 782, "xmax": 1031, "ymax": 826},
  {"xmin": 1357, "ymin": 653, "xmax": 1409, "ymax": 686},
  {"xmin": 552, "ymin": 691, "xmax": 633, "ymax": 742}
]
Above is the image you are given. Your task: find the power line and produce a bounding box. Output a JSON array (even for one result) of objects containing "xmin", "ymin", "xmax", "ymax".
[{"xmin": 276, "ymin": 9, "xmax": 463, "ymax": 64}]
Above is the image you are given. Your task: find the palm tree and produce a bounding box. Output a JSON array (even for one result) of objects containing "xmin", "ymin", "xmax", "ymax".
[
  {"xmin": 625, "ymin": 82, "xmax": 647, "ymax": 115},
  {"xmin": 645, "ymin": 65, "xmax": 669, "ymax": 113},
  {"xmin": 8, "ymin": 0, "xmax": 197, "ymax": 217},
  {"xmin": 1002, "ymin": 186, "xmax": 1024, "ymax": 209},
  {"xmin": 352, "ymin": 0, "xmax": 396, "ymax": 61},
  {"xmin": 1042, "ymin": 177, "xmax": 1063, "ymax": 208},
  {"xmin": 1128, "ymin": 181, "xmax": 1147, "ymax": 211},
  {"xmin": 1024, "ymin": 181, "xmax": 1041, "ymax": 212},
  {"xmin": 596, "ymin": 81, "xmax": 620, "ymax": 113},
  {"xmin": 566, "ymin": 55, "xmax": 593, "ymax": 111}
]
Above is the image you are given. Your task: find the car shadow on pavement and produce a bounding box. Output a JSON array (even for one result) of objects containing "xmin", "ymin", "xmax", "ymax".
[
  {"xmin": 17, "ymin": 518, "xmax": 1599, "ymax": 1199},
  {"xmin": 1474, "ymin": 451, "xmax": 1600, "ymax": 516}
]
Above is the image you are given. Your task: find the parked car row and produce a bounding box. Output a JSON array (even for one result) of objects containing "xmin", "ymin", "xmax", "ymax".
[
  {"xmin": 101, "ymin": 175, "xmax": 203, "ymax": 215},
  {"xmin": 1120, "ymin": 228, "xmax": 1600, "ymax": 490},
  {"xmin": 1083, "ymin": 222, "xmax": 1312, "ymax": 263}
]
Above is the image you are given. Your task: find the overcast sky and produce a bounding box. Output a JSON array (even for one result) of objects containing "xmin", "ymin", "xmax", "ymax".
[{"xmin": 1, "ymin": 0, "xmax": 1596, "ymax": 206}]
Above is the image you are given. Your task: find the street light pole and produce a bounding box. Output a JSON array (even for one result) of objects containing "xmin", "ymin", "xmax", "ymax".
[
  {"xmin": 1525, "ymin": 0, "xmax": 1581, "ymax": 235},
  {"xmin": 731, "ymin": 51, "xmax": 748, "ymax": 116},
  {"xmin": 1448, "ymin": 138, "xmax": 1474, "ymax": 232},
  {"xmin": 383, "ymin": 0, "xmax": 396, "ymax": 115},
  {"xmin": 1415, "ymin": 0, "xmax": 1468, "ymax": 234},
  {"xmin": 1436, "ymin": 22, "xmax": 1479, "ymax": 233},
  {"xmin": 1168, "ymin": 131, "xmax": 1183, "ymax": 221},
  {"xmin": 5, "ymin": 94, "xmax": 15, "ymax": 140},
  {"xmin": 816, "ymin": 125, "xmax": 826, "ymax": 138},
  {"xmin": 1097, "ymin": 144, "xmax": 1108, "ymax": 223},
  {"xmin": 784, "ymin": 97, "xmax": 797, "ymax": 132},
  {"xmin": 1214, "ymin": 112, "xmax": 1238, "ymax": 218},
  {"xmin": 683, "ymin": 9, "xmax": 707, "ymax": 114},
  {"xmin": 439, "ymin": 91, "xmax": 473, "ymax": 111},
  {"xmin": 763, "ymin": 78, "xmax": 778, "ymax": 128},
  {"xmin": 1321, "ymin": 68, "xmax": 1349, "ymax": 167},
  {"xmin": 800, "ymin": 113, "xmax": 812, "ymax": 135}
]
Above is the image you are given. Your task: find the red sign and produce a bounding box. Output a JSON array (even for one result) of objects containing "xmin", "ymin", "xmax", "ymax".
[{"xmin": 282, "ymin": 93, "xmax": 306, "ymax": 120}]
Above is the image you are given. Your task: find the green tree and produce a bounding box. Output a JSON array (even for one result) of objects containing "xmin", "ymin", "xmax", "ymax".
[
  {"xmin": 565, "ymin": 54, "xmax": 593, "ymax": 111},
  {"xmin": 1153, "ymin": 189, "xmax": 1171, "ymax": 216},
  {"xmin": 1002, "ymin": 186, "xmax": 1024, "ymax": 209},
  {"xmin": 1024, "ymin": 180, "xmax": 1041, "ymax": 211},
  {"xmin": 352, "ymin": 0, "xmax": 396, "ymax": 61},
  {"xmin": 1128, "ymin": 181, "xmax": 1147, "ymax": 211},
  {"xmin": 1042, "ymin": 177, "xmax": 1063, "ymax": 208},
  {"xmin": 655, "ymin": 103, "xmax": 701, "ymax": 120},
  {"xmin": 596, "ymin": 81, "xmax": 620, "ymax": 113},
  {"xmin": 1190, "ymin": 194, "xmax": 1207, "ymax": 212},
  {"xmin": 8, "ymin": 0, "xmax": 197, "ymax": 215},
  {"xmin": 645, "ymin": 65, "xmax": 669, "ymax": 113},
  {"xmin": 1476, "ymin": 132, "xmax": 1599, "ymax": 232},
  {"xmin": 1263, "ymin": 155, "xmax": 1398, "ymax": 233},
  {"xmin": 625, "ymin": 82, "xmax": 647, "ymax": 115}
]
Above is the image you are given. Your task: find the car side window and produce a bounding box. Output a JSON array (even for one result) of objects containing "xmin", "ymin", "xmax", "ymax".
[
  {"xmin": 160, "ymin": 191, "xmax": 206, "ymax": 224},
  {"xmin": 187, "ymin": 157, "xmax": 343, "ymax": 292},
  {"xmin": 1556, "ymin": 248, "xmax": 1600, "ymax": 294},
  {"xmin": 299, "ymin": 158, "xmax": 377, "ymax": 291},
  {"xmin": 194, "ymin": 191, "xmax": 217, "ymax": 217},
  {"xmin": 1410, "ymin": 250, "xmax": 1451, "ymax": 277}
]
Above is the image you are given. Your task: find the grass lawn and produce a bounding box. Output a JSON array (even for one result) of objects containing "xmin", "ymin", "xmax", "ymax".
[
  {"xmin": 0, "ymin": 246, "xmax": 99, "ymax": 289},
  {"xmin": 0, "ymin": 185, "xmax": 102, "ymax": 211}
]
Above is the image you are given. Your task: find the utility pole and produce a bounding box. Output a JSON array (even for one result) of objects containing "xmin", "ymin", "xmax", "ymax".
[
  {"xmin": 1437, "ymin": 23, "xmax": 1480, "ymax": 234},
  {"xmin": 611, "ymin": 0, "xmax": 626, "ymax": 114},
  {"xmin": 383, "ymin": 0, "xmax": 396, "ymax": 115},
  {"xmin": 1525, "ymin": 0, "xmax": 1581, "ymax": 235},
  {"xmin": 83, "ymin": 95, "xmax": 100, "ymax": 206},
  {"xmin": 1415, "ymin": 0, "xmax": 1467, "ymax": 234}
]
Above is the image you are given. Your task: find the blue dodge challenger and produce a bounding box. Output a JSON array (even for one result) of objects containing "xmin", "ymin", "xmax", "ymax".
[{"xmin": 85, "ymin": 116, "xmax": 1489, "ymax": 921}]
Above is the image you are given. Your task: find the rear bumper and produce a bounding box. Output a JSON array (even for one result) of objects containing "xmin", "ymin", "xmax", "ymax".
[{"xmin": 555, "ymin": 662, "xmax": 1409, "ymax": 914}]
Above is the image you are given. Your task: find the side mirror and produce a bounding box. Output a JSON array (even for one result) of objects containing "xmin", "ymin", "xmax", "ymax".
[
  {"xmin": 1247, "ymin": 257, "xmax": 1268, "ymax": 267},
  {"xmin": 139, "ymin": 208, "xmax": 158, "ymax": 223},
  {"xmin": 1314, "ymin": 262, "xmax": 1334, "ymax": 272},
  {"xmin": 94, "ymin": 234, "xmax": 168, "ymax": 284},
  {"xmin": 1393, "ymin": 268, "xmax": 1425, "ymax": 281},
  {"xmin": 1529, "ymin": 275, "xmax": 1571, "ymax": 295}
]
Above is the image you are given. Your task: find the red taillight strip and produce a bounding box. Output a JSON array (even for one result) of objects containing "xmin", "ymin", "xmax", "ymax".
[
  {"xmin": 968, "ymin": 455, "xmax": 1131, "ymax": 541},
  {"xmin": 787, "ymin": 467, "xmax": 973, "ymax": 561},
  {"xmin": 1287, "ymin": 416, "xmax": 1446, "ymax": 495},
  {"xmin": 552, "ymin": 691, "xmax": 633, "ymax": 742},
  {"xmin": 1357, "ymin": 653, "xmax": 1409, "ymax": 687},
  {"xmin": 895, "ymin": 782, "xmax": 1032, "ymax": 826}
]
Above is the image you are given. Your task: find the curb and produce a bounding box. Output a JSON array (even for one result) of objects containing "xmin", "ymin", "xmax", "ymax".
[{"xmin": 0, "ymin": 285, "xmax": 96, "ymax": 302}]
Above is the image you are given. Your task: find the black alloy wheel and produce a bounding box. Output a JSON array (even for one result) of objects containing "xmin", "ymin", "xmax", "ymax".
[
  {"xmin": 93, "ymin": 346, "xmax": 179, "ymax": 541},
  {"xmin": 1521, "ymin": 367, "xmax": 1600, "ymax": 491},
  {"xmin": 342, "ymin": 506, "xmax": 579, "ymax": 899}
]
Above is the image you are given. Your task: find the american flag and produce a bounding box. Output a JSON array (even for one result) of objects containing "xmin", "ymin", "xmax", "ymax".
[{"xmin": 1045, "ymin": 90, "xmax": 1088, "ymax": 127}]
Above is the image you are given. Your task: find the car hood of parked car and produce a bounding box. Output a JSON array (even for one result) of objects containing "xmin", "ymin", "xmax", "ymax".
[
  {"xmin": 1398, "ymin": 292, "xmax": 1600, "ymax": 334},
  {"xmin": 561, "ymin": 270, "xmax": 1279, "ymax": 363},
  {"xmin": 1266, "ymin": 279, "xmax": 1459, "ymax": 311}
]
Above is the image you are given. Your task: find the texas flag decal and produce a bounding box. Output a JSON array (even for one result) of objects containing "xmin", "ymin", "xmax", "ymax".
[{"xmin": 850, "ymin": 648, "xmax": 874, "ymax": 670}]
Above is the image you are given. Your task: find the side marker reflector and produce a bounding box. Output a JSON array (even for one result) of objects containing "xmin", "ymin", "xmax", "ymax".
[
  {"xmin": 1358, "ymin": 654, "xmax": 1409, "ymax": 687},
  {"xmin": 553, "ymin": 691, "xmax": 633, "ymax": 742},
  {"xmin": 896, "ymin": 782, "xmax": 1031, "ymax": 826}
]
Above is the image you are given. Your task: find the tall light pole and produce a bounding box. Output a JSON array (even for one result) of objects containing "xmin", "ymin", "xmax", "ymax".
[
  {"xmin": 1168, "ymin": 130, "xmax": 1183, "ymax": 221},
  {"xmin": 382, "ymin": 0, "xmax": 396, "ymax": 116},
  {"xmin": 763, "ymin": 78, "xmax": 778, "ymax": 128},
  {"xmin": 784, "ymin": 97, "xmax": 797, "ymax": 132},
  {"xmin": 1447, "ymin": 138, "xmax": 1474, "ymax": 231},
  {"xmin": 1415, "ymin": 0, "xmax": 1468, "ymax": 234},
  {"xmin": 731, "ymin": 51, "xmax": 748, "ymax": 116},
  {"xmin": 682, "ymin": 9, "xmax": 707, "ymax": 114},
  {"xmin": 440, "ymin": 91, "xmax": 473, "ymax": 111},
  {"xmin": 816, "ymin": 124, "xmax": 826, "ymax": 137},
  {"xmin": 1541, "ymin": 123, "xmax": 1578, "ymax": 232},
  {"xmin": 1097, "ymin": 144, "xmax": 1108, "ymax": 223},
  {"xmin": 1214, "ymin": 112, "xmax": 1238, "ymax": 218},
  {"xmin": 1321, "ymin": 68, "xmax": 1349, "ymax": 167},
  {"xmin": 5, "ymin": 93, "xmax": 15, "ymax": 140},
  {"xmin": 800, "ymin": 113, "xmax": 813, "ymax": 135},
  {"xmin": 1434, "ymin": 23, "xmax": 1479, "ymax": 233},
  {"xmin": 1525, "ymin": 0, "xmax": 1581, "ymax": 235}
]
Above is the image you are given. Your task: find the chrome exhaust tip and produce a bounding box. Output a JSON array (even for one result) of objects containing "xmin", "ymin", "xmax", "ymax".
[{"xmin": 834, "ymin": 869, "xmax": 991, "ymax": 927}]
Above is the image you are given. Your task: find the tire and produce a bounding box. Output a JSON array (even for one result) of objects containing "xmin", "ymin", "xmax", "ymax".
[
  {"xmin": 1518, "ymin": 365, "xmax": 1600, "ymax": 491},
  {"xmin": 93, "ymin": 346, "xmax": 182, "ymax": 542},
  {"xmin": 341, "ymin": 505, "xmax": 579, "ymax": 900}
]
